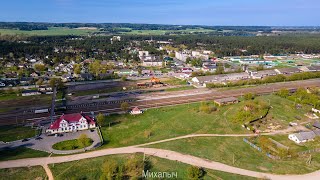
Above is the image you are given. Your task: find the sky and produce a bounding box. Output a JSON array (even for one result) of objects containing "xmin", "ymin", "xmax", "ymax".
[{"xmin": 0, "ymin": 0, "xmax": 319, "ymax": 26}]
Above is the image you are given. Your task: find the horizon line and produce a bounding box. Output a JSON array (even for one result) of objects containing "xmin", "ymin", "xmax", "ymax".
[{"xmin": 0, "ymin": 21, "xmax": 320, "ymax": 28}]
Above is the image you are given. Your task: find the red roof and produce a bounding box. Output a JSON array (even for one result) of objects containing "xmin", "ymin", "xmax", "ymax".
[{"xmin": 49, "ymin": 113, "xmax": 95, "ymax": 130}]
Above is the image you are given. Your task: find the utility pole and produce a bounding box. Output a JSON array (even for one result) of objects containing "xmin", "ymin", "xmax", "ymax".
[{"xmin": 50, "ymin": 86, "xmax": 57, "ymax": 124}]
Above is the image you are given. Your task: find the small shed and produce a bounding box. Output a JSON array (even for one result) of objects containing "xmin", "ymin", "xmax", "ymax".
[{"xmin": 130, "ymin": 107, "xmax": 143, "ymax": 115}]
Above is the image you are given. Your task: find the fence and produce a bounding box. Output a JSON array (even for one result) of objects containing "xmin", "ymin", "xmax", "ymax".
[
  {"xmin": 243, "ymin": 138, "xmax": 280, "ymax": 160},
  {"xmin": 298, "ymin": 148, "xmax": 320, "ymax": 156}
]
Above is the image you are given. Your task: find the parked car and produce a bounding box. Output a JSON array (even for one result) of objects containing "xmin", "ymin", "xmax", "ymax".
[
  {"xmin": 55, "ymin": 133, "xmax": 63, "ymax": 137},
  {"xmin": 35, "ymin": 136, "xmax": 43, "ymax": 140}
]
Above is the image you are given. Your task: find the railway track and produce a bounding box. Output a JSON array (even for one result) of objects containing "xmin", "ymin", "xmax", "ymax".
[{"xmin": 0, "ymin": 79, "xmax": 319, "ymax": 125}]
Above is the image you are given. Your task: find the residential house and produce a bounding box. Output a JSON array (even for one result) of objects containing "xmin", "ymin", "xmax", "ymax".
[
  {"xmin": 288, "ymin": 131, "xmax": 316, "ymax": 144},
  {"xmin": 175, "ymin": 51, "xmax": 191, "ymax": 62},
  {"xmin": 142, "ymin": 59, "xmax": 163, "ymax": 67},
  {"xmin": 46, "ymin": 113, "xmax": 96, "ymax": 134}
]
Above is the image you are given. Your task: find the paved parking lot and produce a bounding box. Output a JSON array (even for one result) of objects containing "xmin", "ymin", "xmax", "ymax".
[{"xmin": 0, "ymin": 129, "xmax": 102, "ymax": 154}]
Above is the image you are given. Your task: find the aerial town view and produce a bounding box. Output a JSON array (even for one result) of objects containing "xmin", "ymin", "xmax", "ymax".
[{"xmin": 1, "ymin": 0, "xmax": 320, "ymax": 180}]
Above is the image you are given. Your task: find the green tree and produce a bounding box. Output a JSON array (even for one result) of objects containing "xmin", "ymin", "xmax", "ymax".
[
  {"xmin": 101, "ymin": 160, "xmax": 118, "ymax": 180},
  {"xmin": 34, "ymin": 64, "xmax": 46, "ymax": 72},
  {"xmin": 49, "ymin": 78, "xmax": 64, "ymax": 89},
  {"xmin": 78, "ymin": 134, "xmax": 91, "ymax": 149},
  {"xmin": 96, "ymin": 113, "xmax": 106, "ymax": 127},
  {"xmin": 125, "ymin": 157, "xmax": 144, "ymax": 179},
  {"xmin": 73, "ymin": 63, "xmax": 82, "ymax": 74},
  {"xmin": 277, "ymin": 88, "xmax": 289, "ymax": 98},
  {"xmin": 36, "ymin": 78, "xmax": 44, "ymax": 86},
  {"xmin": 187, "ymin": 166, "xmax": 205, "ymax": 180},
  {"xmin": 244, "ymin": 93, "xmax": 255, "ymax": 100},
  {"xmin": 121, "ymin": 76, "xmax": 127, "ymax": 81},
  {"xmin": 120, "ymin": 102, "xmax": 129, "ymax": 112}
]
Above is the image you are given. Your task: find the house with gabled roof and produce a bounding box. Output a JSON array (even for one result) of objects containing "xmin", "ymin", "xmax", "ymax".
[{"xmin": 46, "ymin": 113, "xmax": 96, "ymax": 134}]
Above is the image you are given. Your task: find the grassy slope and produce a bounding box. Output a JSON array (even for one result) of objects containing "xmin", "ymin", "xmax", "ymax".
[
  {"xmin": 147, "ymin": 136, "xmax": 320, "ymax": 175},
  {"xmin": 100, "ymin": 95, "xmax": 308, "ymax": 148},
  {"xmin": 50, "ymin": 154, "xmax": 255, "ymax": 180},
  {"xmin": 0, "ymin": 166, "xmax": 47, "ymax": 180},
  {"xmin": 0, "ymin": 125, "xmax": 38, "ymax": 142},
  {"xmin": 100, "ymin": 102, "xmax": 246, "ymax": 148},
  {"xmin": 0, "ymin": 147, "xmax": 49, "ymax": 161}
]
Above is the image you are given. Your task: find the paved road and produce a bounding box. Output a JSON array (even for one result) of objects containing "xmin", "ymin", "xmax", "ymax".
[{"xmin": 0, "ymin": 130, "xmax": 102, "ymax": 154}]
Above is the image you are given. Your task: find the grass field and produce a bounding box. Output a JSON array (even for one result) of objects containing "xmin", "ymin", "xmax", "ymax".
[
  {"xmin": 100, "ymin": 102, "xmax": 246, "ymax": 148},
  {"xmin": 52, "ymin": 138, "xmax": 93, "ymax": 150},
  {"xmin": 0, "ymin": 147, "xmax": 49, "ymax": 161},
  {"xmin": 49, "ymin": 153, "xmax": 255, "ymax": 180},
  {"xmin": 0, "ymin": 125, "xmax": 38, "ymax": 142},
  {"xmin": 147, "ymin": 136, "xmax": 320, "ymax": 174},
  {"xmin": 123, "ymin": 28, "xmax": 216, "ymax": 35},
  {"xmin": 99, "ymin": 95, "xmax": 309, "ymax": 148},
  {"xmin": 0, "ymin": 27, "xmax": 97, "ymax": 36},
  {"xmin": 0, "ymin": 166, "xmax": 47, "ymax": 180}
]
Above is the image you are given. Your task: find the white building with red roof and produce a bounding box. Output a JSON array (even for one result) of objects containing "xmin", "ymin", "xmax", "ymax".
[{"xmin": 46, "ymin": 113, "xmax": 96, "ymax": 134}]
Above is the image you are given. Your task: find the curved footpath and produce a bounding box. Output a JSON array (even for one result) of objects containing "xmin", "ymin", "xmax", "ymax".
[{"xmin": 0, "ymin": 146, "xmax": 320, "ymax": 180}]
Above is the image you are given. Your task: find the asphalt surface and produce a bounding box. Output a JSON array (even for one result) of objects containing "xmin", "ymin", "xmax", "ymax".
[{"xmin": 0, "ymin": 129, "xmax": 101, "ymax": 154}]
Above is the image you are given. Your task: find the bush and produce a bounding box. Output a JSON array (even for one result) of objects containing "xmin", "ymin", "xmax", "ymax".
[
  {"xmin": 144, "ymin": 130, "xmax": 152, "ymax": 139},
  {"xmin": 244, "ymin": 93, "xmax": 255, "ymax": 100},
  {"xmin": 187, "ymin": 166, "xmax": 205, "ymax": 179},
  {"xmin": 199, "ymin": 102, "xmax": 217, "ymax": 114}
]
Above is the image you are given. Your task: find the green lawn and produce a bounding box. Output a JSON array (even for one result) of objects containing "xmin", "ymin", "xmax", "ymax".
[
  {"xmin": 49, "ymin": 154, "xmax": 255, "ymax": 180},
  {"xmin": 147, "ymin": 136, "xmax": 320, "ymax": 175},
  {"xmin": 0, "ymin": 125, "xmax": 38, "ymax": 142},
  {"xmin": 0, "ymin": 166, "xmax": 47, "ymax": 180},
  {"xmin": 0, "ymin": 27, "xmax": 97, "ymax": 36},
  {"xmin": 99, "ymin": 95, "xmax": 308, "ymax": 148},
  {"xmin": 100, "ymin": 102, "xmax": 246, "ymax": 148},
  {"xmin": 0, "ymin": 147, "xmax": 49, "ymax": 161},
  {"xmin": 52, "ymin": 138, "xmax": 93, "ymax": 150}
]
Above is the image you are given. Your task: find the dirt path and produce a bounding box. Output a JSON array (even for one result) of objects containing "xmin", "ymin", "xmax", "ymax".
[
  {"xmin": 0, "ymin": 130, "xmax": 314, "ymax": 180},
  {"xmin": 42, "ymin": 164, "xmax": 54, "ymax": 180},
  {"xmin": 0, "ymin": 147, "xmax": 319, "ymax": 180}
]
